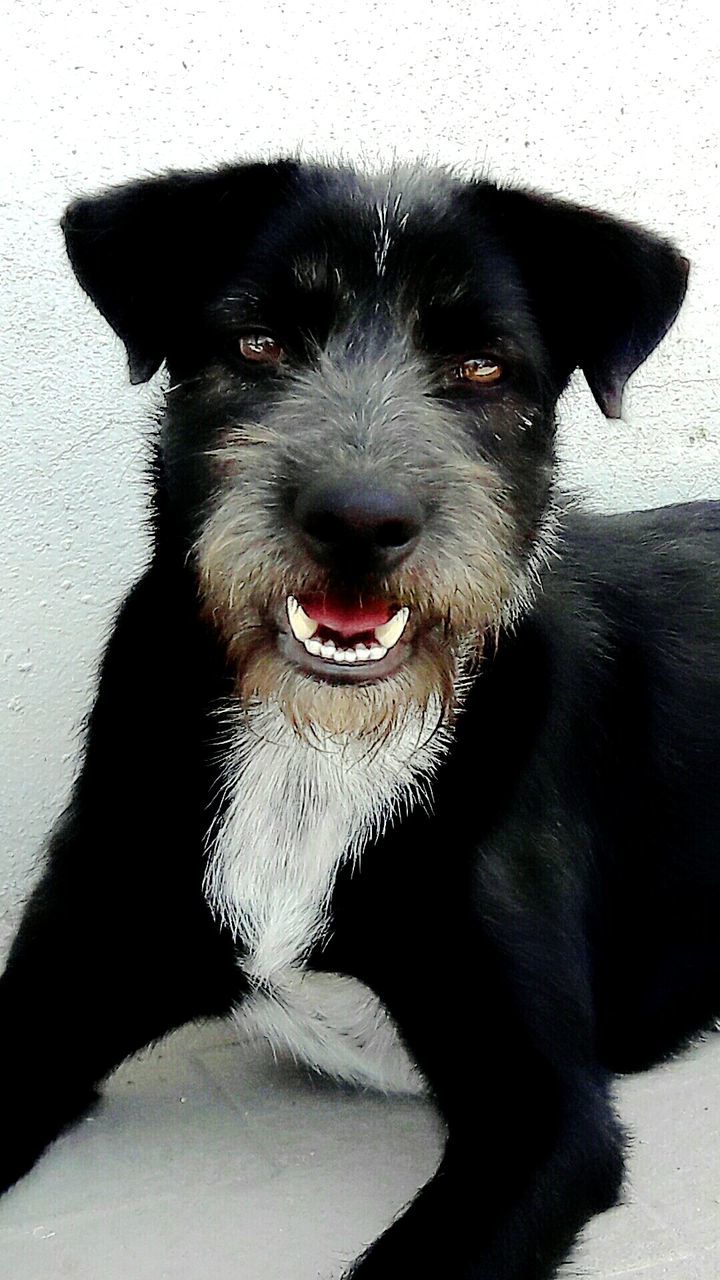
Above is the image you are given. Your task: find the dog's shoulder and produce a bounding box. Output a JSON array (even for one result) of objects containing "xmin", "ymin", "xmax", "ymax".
[
  {"xmin": 552, "ymin": 499, "xmax": 720, "ymax": 603},
  {"xmin": 531, "ymin": 500, "xmax": 720, "ymax": 713}
]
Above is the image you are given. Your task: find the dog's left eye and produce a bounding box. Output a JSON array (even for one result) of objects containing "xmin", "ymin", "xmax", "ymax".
[
  {"xmin": 453, "ymin": 358, "xmax": 504, "ymax": 386},
  {"xmin": 239, "ymin": 334, "xmax": 285, "ymax": 365}
]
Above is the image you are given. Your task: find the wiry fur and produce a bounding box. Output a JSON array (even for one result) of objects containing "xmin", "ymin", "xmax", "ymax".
[
  {"xmin": 205, "ymin": 698, "xmax": 452, "ymax": 1092},
  {"xmin": 236, "ymin": 970, "xmax": 424, "ymax": 1094},
  {"xmin": 204, "ymin": 695, "xmax": 455, "ymax": 984}
]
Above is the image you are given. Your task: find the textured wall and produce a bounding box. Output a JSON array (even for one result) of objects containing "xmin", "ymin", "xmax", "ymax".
[{"xmin": 1, "ymin": 0, "xmax": 719, "ymax": 953}]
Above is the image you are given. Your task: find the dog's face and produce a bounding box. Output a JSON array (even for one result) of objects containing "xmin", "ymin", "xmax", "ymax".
[{"xmin": 62, "ymin": 161, "xmax": 687, "ymax": 738}]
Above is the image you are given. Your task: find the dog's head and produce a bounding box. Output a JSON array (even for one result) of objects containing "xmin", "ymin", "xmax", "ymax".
[{"xmin": 62, "ymin": 161, "xmax": 688, "ymax": 739}]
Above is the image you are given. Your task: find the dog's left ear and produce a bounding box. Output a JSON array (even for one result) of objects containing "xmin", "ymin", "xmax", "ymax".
[
  {"xmin": 61, "ymin": 161, "xmax": 300, "ymax": 383},
  {"xmin": 478, "ymin": 185, "xmax": 690, "ymax": 417}
]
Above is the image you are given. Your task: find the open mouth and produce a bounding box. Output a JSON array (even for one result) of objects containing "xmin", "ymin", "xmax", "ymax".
[{"xmin": 281, "ymin": 593, "xmax": 411, "ymax": 682}]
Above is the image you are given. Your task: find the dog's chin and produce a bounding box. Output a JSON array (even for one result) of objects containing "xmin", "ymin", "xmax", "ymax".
[{"xmin": 234, "ymin": 628, "xmax": 462, "ymax": 742}]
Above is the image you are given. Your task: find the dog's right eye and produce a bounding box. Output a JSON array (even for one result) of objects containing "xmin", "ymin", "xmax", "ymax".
[
  {"xmin": 239, "ymin": 334, "xmax": 285, "ymax": 365},
  {"xmin": 454, "ymin": 357, "xmax": 504, "ymax": 386}
]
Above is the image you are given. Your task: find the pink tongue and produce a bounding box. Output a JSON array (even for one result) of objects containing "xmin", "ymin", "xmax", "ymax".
[{"xmin": 300, "ymin": 595, "xmax": 393, "ymax": 638}]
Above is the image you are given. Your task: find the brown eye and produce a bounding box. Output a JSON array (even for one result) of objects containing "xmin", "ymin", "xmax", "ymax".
[
  {"xmin": 239, "ymin": 334, "xmax": 284, "ymax": 365},
  {"xmin": 455, "ymin": 357, "xmax": 503, "ymax": 385}
]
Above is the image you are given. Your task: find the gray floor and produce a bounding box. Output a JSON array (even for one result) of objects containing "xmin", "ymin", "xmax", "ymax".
[{"xmin": 0, "ymin": 1023, "xmax": 717, "ymax": 1280}]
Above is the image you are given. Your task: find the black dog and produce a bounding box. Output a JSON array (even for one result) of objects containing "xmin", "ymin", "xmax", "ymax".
[{"xmin": 2, "ymin": 159, "xmax": 718, "ymax": 1279}]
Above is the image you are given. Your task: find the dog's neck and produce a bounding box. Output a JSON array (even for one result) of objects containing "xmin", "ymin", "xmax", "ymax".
[{"xmin": 203, "ymin": 697, "xmax": 455, "ymax": 988}]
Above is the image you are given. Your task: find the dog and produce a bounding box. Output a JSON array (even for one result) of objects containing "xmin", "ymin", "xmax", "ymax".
[{"xmin": 1, "ymin": 157, "xmax": 718, "ymax": 1279}]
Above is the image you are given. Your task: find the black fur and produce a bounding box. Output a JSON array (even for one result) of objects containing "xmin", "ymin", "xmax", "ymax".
[{"xmin": 2, "ymin": 160, "xmax": 718, "ymax": 1280}]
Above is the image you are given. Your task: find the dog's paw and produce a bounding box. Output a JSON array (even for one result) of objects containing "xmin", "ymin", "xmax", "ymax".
[
  {"xmin": 0, "ymin": 1084, "xmax": 100, "ymax": 1197},
  {"xmin": 0, "ymin": 1131, "xmax": 50, "ymax": 1197}
]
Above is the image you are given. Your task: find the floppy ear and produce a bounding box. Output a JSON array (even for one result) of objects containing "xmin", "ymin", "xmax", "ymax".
[
  {"xmin": 479, "ymin": 185, "xmax": 689, "ymax": 418},
  {"xmin": 61, "ymin": 161, "xmax": 299, "ymax": 383}
]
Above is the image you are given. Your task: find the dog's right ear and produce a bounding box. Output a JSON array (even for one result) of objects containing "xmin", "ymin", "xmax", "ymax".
[{"xmin": 61, "ymin": 161, "xmax": 299, "ymax": 383}]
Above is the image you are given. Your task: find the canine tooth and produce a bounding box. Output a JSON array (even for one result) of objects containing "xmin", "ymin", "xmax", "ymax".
[
  {"xmin": 368, "ymin": 645, "xmax": 387, "ymax": 660},
  {"xmin": 304, "ymin": 637, "xmax": 323, "ymax": 656},
  {"xmin": 374, "ymin": 606, "xmax": 409, "ymax": 650},
  {"xmin": 287, "ymin": 595, "xmax": 318, "ymax": 641}
]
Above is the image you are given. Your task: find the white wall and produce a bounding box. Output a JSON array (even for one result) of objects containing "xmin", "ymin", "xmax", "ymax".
[{"xmin": 1, "ymin": 0, "xmax": 719, "ymax": 954}]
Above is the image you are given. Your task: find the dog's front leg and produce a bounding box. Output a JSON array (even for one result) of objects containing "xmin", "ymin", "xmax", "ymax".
[
  {"xmin": 347, "ymin": 1066, "xmax": 622, "ymax": 1279},
  {"xmin": 0, "ymin": 799, "xmax": 244, "ymax": 1197},
  {"xmin": 336, "ymin": 853, "xmax": 625, "ymax": 1279},
  {"xmin": 0, "ymin": 568, "xmax": 244, "ymax": 1196},
  {"xmin": 346, "ymin": 998, "xmax": 622, "ymax": 1279}
]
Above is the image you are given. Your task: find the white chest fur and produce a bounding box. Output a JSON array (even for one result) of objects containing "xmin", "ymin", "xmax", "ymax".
[{"xmin": 203, "ymin": 700, "xmax": 451, "ymax": 1091}]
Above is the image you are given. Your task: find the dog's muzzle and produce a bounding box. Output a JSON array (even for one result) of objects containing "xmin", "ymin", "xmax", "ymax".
[{"xmin": 278, "ymin": 476, "xmax": 421, "ymax": 683}]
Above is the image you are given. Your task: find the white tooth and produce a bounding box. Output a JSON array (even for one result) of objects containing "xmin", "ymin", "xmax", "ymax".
[
  {"xmin": 368, "ymin": 645, "xmax": 387, "ymax": 660},
  {"xmin": 344, "ymin": 649, "xmax": 357, "ymax": 663},
  {"xmin": 374, "ymin": 606, "xmax": 409, "ymax": 650},
  {"xmin": 287, "ymin": 595, "xmax": 318, "ymax": 641},
  {"xmin": 333, "ymin": 649, "xmax": 349, "ymax": 663},
  {"xmin": 304, "ymin": 638, "xmax": 322, "ymax": 656},
  {"xmin": 320, "ymin": 643, "xmax": 336, "ymax": 659},
  {"xmin": 354, "ymin": 644, "xmax": 371, "ymax": 661}
]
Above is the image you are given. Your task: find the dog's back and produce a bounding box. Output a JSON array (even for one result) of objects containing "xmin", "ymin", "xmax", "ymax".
[{"xmin": 547, "ymin": 501, "xmax": 720, "ymax": 1070}]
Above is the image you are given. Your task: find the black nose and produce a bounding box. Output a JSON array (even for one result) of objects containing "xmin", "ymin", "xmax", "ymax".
[{"xmin": 294, "ymin": 479, "xmax": 423, "ymax": 569}]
